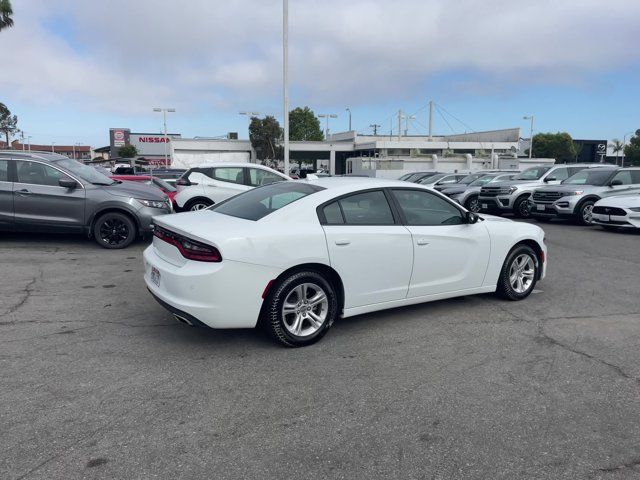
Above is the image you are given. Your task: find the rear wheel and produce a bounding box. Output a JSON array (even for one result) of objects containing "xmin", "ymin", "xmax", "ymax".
[
  {"xmin": 93, "ymin": 212, "xmax": 136, "ymax": 249},
  {"xmin": 264, "ymin": 271, "xmax": 338, "ymax": 347},
  {"xmin": 185, "ymin": 198, "xmax": 213, "ymax": 211},
  {"xmin": 496, "ymin": 244, "xmax": 539, "ymax": 300},
  {"xmin": 464, "ymin": 196, "xmax": 480, "ymax": 213},
  {"xmin": 514, "ymin": 196, "xmax": 532, "ymax": 218},
  {"xmin": 577, "ymin": 200, "xmax": 595, "ymax": 225}
]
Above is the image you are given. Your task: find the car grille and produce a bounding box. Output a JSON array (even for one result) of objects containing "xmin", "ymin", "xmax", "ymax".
[
  {"xmin": 532, "ymin": 191, "xmax": 563, "ymax": 202},
  {"xmin": 480, "ymin": 186, "xmax": 511, "ymax": 197},
  {"xmin": 593, "ymin": 206, "xmax": 627, "ymax": 216}
]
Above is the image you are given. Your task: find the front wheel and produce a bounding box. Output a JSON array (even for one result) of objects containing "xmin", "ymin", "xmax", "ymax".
[
  {"xmin": 93, "ymin": 212, "xmax": 136, "ymax": 249},
  {"xmin": 185, "ymin": 198, "xmax": 213, "ymax": 211},
  {"xmin": 496, "ymin": 244, "xmax": 539, "ymax": 300},
  {"xmin": 464, "ymin": 196, "xmax": 481, "ymax": 213},
  {"xmin": 577, "ymin": 200, "xmax": 595, "ymax": 225},
  {"xmin": 514, "ymin": 196, "xmax": 532, "ymax": 218},
  {"xmin": 263, "ymin": 271, "xmax": 338, "ymax": 347}
]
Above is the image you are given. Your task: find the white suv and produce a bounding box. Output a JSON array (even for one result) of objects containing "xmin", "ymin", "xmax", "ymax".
[{"xmin": 174, "ymin": 163, "xmax": 290, "ymax": 211}]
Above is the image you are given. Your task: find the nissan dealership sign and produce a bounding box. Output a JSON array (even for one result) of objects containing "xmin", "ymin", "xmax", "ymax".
[{"xmin": 109, "ymin": 128, "xmax": 181, "ymax": 158}]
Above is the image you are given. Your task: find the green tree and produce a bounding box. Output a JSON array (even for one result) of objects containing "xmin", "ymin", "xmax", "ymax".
[
  {"xmin": 610, "ymin": 138, "xmax": 623, "ymax": 165},
  {"xmin": 117, "ymin": 144, "xmax": 138, "ymax": 158},
  {"xmin": 0, "ymin": 102, "xmax": 18, "ymax": 148},
  {"xmin": 0, "ymin": 0, "xmax": 14, "ymax": 31},
  {"xmin": 249, "ymin": 115, "xmax": 282, "ymax": 161},
  {"xmin": 530, "ymin": 132, "xmax": 577, "ymax": 163},
  {"xmin": 623, "ymin": 129, "xmax": 640, "ymax": 166},
  {"xmin": 289, "ymin": 106, "xmax": 324, "ymax": 141}
]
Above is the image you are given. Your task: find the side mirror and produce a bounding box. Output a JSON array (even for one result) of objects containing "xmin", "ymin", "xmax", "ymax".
[
  {"xmin": 465, "ymin": 211, "xmax": 479, "ymax": 224},
  {"xmin": 610, "ymin": 179, "xmax": 623, "ymax": 187},
  {"xmin": 59, "ymin": 177, "xmax": 78, "ymax": 189},
  {"xmin": 544, "ymin": 176, "xmax": 556, "ymax": 182}
]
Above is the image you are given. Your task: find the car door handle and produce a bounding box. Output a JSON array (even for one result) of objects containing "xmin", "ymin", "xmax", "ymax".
[
  {"xmin": 334, "ymin": 239, "xmax": 351, "ymax": 246},
  {"xmin": 416, "ymin": 239, "xmax": 430, "ymax": 246},
  {"xmin": 15, "ymin": 189, "xmax": 31, "ymax": 196}
]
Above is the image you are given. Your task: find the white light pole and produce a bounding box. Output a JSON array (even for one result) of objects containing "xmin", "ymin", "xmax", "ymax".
[
  {"xmin": 318, "ymin": 114, "xmax": 338, "ymax": 138},
  {"xmin": 346, "ymin": 107, "xmax": 352, "ymax": 131},
  {"xmin": 27, "ymin": 136, "xmax": 32, "ymax": 152},
  {"xmin": 153, "ymin": 107, "xmax": 175, "ymax": 168},
  {"xmin": 283, "ymin": 0, "xmax": 290, "ymax": 175},
  {"xmin": 239, "ymin": 111, "xmax": 260, "ymax": 139},
  {"xmin": 622, "ymin": 131, "xmax": 634, "ymax": 167},
  {"xmin": 523, "ymin": 115, "xmax": 534, "ymax": 159},
  {"xmin": 51, "ymin": 142, "xmax": 55, "ymax": 153}
]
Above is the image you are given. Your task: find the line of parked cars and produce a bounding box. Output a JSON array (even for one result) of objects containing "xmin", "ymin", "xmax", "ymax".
[{"xmin": 400, "ymin": 164, "xmax": 640, "ymax": 231}]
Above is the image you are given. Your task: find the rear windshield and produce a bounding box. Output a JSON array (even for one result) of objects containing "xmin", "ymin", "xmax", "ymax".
[{"xmin": 212, "ymin": 182, "xmax": 324, "ymax": 221}]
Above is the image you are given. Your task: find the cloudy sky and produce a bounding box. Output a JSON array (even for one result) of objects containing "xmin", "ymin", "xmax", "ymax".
[{"xmin": 1, "ymin": 0, "xmax": 639, "ymax": 147}]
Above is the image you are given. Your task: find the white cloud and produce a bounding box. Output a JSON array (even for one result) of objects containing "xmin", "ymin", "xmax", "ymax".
[{"xmin": 1, "ymin": 0, "xmax": 639, "ymax": 115}]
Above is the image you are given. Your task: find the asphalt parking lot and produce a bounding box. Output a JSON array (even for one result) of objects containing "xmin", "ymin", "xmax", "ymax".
[{"xmin": 1, "ymin": 222, "xmax": 639, "ymax": 480}]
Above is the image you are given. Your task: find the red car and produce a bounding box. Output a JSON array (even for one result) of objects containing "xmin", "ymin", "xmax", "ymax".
[{"xmin": 110, "ymin": 175, "xmax": 178, "ymax": 203}]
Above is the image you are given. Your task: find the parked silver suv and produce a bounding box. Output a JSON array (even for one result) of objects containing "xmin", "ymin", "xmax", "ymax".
[
  {"xmin": 478, "ymin": 163, "xmax": 608, "ymax": 218},
  {"xmin": 0, "ymin": 151, "xmax": 172, "ymax": 248},
  {"xmin": 530, "ymin": 167, "xmax": 640, "ymax": 225}
]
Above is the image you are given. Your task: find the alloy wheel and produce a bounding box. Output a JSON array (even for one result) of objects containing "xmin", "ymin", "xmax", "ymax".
[
  {"xmin": 467, "ymin": 198, "xmax": 480, "ymax": 213},
  {"xmin": 281, "ymin": 283, "xmax": 329, "ymax": 337},
  {"xmin": 508, "ymin": 254, "xmax": 535, "ymax": 294},
  {"xmin": 190, "ymin": 202, "xmax": 209, "ymax": 211},
  {"xmin": 582, "ymin": 204, "xmax": 594, "ymax": 224},
  {"xmin": 518, "ymin": 200, "xmax": 531, "ymax": 217},
  {"xmin": 99, "ymin": 218, "xmax": 130, "ymax": 246}
]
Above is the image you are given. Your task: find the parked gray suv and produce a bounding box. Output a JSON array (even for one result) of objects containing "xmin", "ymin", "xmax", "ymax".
[
  {"xmin": 530, "ymin": 166, "xmax": 640, "ymax": 225},
  {"xmin": 0, "ymin": 151, "xmax": 172, "ymax": 248}
]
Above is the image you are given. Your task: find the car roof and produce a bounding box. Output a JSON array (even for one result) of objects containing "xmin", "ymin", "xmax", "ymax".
[
  {"xmin": 305, "ymin": 176, "xmax": 430, "ymax": 190},
  {"xmin": 0, "ymin": 150, "xmax": 69, "ymax": 162},
  {"xmin": 190, "ymin": 162, "xmax": 275, "ymax": 170}
]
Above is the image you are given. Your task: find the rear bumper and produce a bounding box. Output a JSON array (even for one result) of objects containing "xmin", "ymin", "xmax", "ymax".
[{"xmin": 143, "ymin": 245, "xmax": 282, "ymax": 329}]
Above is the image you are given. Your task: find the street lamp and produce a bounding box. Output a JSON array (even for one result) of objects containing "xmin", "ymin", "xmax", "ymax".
[
  {"xmin": 346, "ymin": 107, "xmax": 352, "ymax": 131},
  {"xmin": 283, "ymin": 0, "xmax": 290, "ymax": 175},
  {"xmin": 27, "ymin": 136, "xmax": 32, "ymax": 152},
  {"xmin": 523, "ymin": 115, "xmax": 534, "ymax": 159},
  {"xmin": 622, "ymin": 131, "xmax": 634, "ymax": 167},
  {"xmin": 318, "ymin": 114, "xmax": 338, "ymax": 138},
  {"xmin": 153, "ymin": 107, "xmax": 176, "ymax": 168},
  {"xmin": 51, "ymin": 142, "xmax": 55, "ymax": 153},
  {"xmin": 72, "ymin": 142, "xmax": 81, "ymax": 160}
]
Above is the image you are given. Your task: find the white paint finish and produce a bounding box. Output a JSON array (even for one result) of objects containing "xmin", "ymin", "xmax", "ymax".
[
  {"xmin": 405, "ymin": 223, "xmax": 491, "ymax": 297},
  {"xmin": 144, "ymin": 177, "xmax": 547, "ymax": 330},
  {"xmin": 323, "ymin": 225, "xmax": 413, "ymax": 308}
]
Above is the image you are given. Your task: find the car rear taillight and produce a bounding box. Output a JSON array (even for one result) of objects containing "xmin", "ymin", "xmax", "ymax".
[{"xmin": 153, "ymin": 226, "xmax": 221, "ymax": 262}]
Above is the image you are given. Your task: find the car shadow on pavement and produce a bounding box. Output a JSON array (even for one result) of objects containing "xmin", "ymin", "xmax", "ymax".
[{"xmin": 0, "ymin": 231, "xmax": 152, "ymax": 249}]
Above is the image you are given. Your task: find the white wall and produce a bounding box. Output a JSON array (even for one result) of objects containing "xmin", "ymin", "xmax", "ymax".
[{"xmin": 171, "ymin": 151, "xmax": 250, "ymax": 169}]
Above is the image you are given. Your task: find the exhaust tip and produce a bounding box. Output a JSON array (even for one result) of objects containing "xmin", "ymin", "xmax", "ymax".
[{"xmin": 173, "ymin": 314, "xmax": 194, "ymax": 326}]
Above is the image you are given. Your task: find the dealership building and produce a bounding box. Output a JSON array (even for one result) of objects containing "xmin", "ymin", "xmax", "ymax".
[{"xmin": 108, "ymin": 128, "xmax": 181, "ymax": 166}]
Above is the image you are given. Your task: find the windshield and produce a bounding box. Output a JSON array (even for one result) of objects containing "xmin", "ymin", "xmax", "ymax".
[
  {"xmin": 53, "ymin": 158, "xmax": 115, "ymax": 185},
  {"xmin": 514, "ymin": 166, "xmax": 551, "ymax": 180},
  {"xmin": 469, "ymin": 175, "xmax": 497, "ymax": 187},
  {"xmin": 459, "ymin": 173, "xmax": 484, "ymax": 185},
  {"xmin": 212, "ymin": 182, "xmax": 324, "ymax": 221},
  {"xmin": 562, "ymin": 169, "xmax": 615, "ymax": 186},
  {"xmin": 418, "ymin": 173, "xmax": 446, "ymax": 184}
]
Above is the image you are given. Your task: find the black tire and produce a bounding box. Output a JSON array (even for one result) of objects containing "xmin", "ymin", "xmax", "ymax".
[
  {"xmin": 263, "ymin": 271, "xmax": 338, "ymax": 347},
  {"xmin": 464, "ymin": 196, "xmax": 481, "ymax": 213},
  {"xmin": 496, "ymin": 244, "xmax": 539, "ymax": 301},
  {"xmin": 93, "ymin": 212, "xmax": 136, "ymax": 249},
  {"xmin": 184, "ymin": 198, "xmax": 213, "ymax": 211},
  {"xmin": 576, "ymin": 200, "xmax": 595, "ymax": 226},
  {"xmin": 514, "ymin": 195, "xmax": 532, "ymax": 218}
]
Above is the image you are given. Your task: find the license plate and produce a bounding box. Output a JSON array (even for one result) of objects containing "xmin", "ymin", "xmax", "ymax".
[
  {"xmin": 151, "ymin": 267, "xmax": 161, "ymax": 287},
  {"xmin": 537, "ymin": 204, "xmax": 545, "ymax": 211},
  {"xmin": 482, "ymin": 203, "xmax": 488, "ymax": 209},
  {"xmin": 599, "ymin": 215, "xmax": 610, "ymax": 223}
]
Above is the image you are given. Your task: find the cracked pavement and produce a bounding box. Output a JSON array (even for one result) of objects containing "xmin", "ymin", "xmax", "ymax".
[{"xmin": 1, "ymin": 223, "xmax": 640, "ymax": 480}]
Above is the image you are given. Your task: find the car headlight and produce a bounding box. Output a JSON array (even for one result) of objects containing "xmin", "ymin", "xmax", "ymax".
[
  {"xmin": 565, "ymin": 190, "xmax": 584, "ymax": 196},
  {"xmin": 137, "ymin": 198, "xmax": 168, "ymax": 209},
  {"xmin": 508, "ymin": 186, "xmax": 518, "ymax": 194},
  {"xmin": 630, "ymin": 207, "xmax": 640, "ymax": 212}
]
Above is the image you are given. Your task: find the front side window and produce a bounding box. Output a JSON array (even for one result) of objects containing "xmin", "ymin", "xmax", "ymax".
[
  {"xmin": 562, "ymin": 169, "xmax": 614, "ymax": 186},
  {"xmin": 549, "ymin": 168, "xmax": 570, "ymax": 181},
  {"xmin": 392, "ymin": 189, "xmax": 463, "ymax": 226},
  {"xmin": 213, "ymin": 167, "xmax": 244, "ymax": 184},
  {"xmin": 337, "ymin": 190, "xmax": 395, "ymax": 225},
  {"xmin": 16, "ymin": 161, "xmax": 67, "ymax": 187},
  {"xmin": 53, "ymin": 158, "xmax": 111, "ymax": 185},
  {"xmin": 470, "ymin": 175, "xmax": 497, "ymax": 187},
  {"xmin": 248, "ymin": 168, "xmax": 284, "ymax": 187},
  {"xmin": 213, "ymin": 182, "xmax": 323, "ymax": 221},
  {"xmin": 610, "ymin": 170, "xmax": 633, "ymax": 185}
]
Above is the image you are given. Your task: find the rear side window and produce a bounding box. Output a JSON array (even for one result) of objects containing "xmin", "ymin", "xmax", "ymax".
[
  {"xmin": 0, "ymin": 160, "xmax": 8, "ymax": 182},
  {"xmin": 16, "ymin": 161, "xmax": 66, "ymax": 186},
  {"xmin": 392, "ymin": 189, "xmax": 464, "ymax": 225},
  {"xmin": 322, "ymin": 202, "xmax": 344, "ymax": 224},
  {"xmin": 213, "ymin": 167, "xmax": 244, "ymax": 184},
  {"xmin": 338, "ymin": 190, "xmax": 395, "ymax": 225},
  {"xmin": 213, "ymin": 182, "xmax": 323, "ymax": 221}
]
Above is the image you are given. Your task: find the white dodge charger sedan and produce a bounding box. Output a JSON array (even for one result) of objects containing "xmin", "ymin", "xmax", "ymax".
[{"xmin": 144, "ymin": 178, "xmax": 547, "ymax": 347}]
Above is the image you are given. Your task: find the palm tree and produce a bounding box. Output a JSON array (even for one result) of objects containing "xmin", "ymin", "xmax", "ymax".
[
  {"xmin": 611, "ymin": 139, "xmax": 623, "ymax": 165},
  {"xmin": 0, "ymin": 0, "xmax": 14, "ymax": 32}
]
